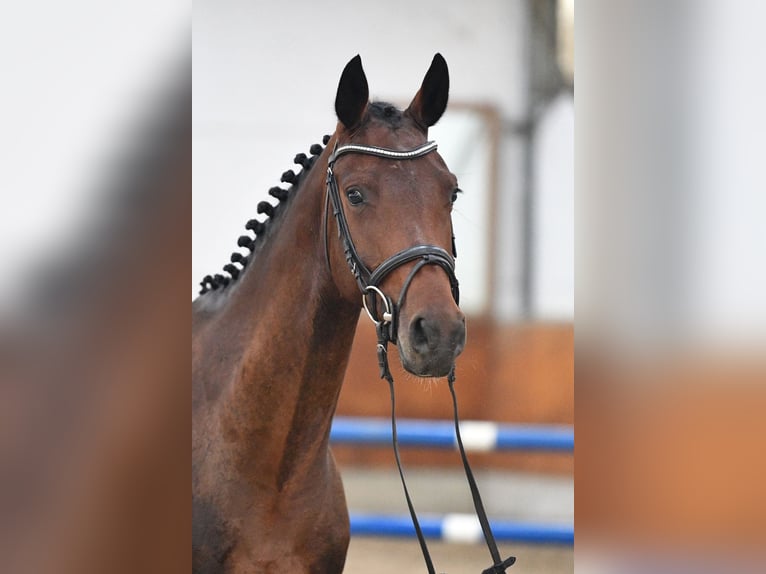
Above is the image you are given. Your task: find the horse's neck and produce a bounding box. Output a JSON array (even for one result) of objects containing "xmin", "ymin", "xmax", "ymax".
[{"xmin": 197, "ymin": 164, "xmax": 361, "ymax": 488}]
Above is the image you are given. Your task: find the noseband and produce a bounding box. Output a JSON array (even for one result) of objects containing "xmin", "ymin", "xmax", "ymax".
[
  {"xmin": 325, "ymin": 140, "xmax": 459, "ymax": 355},
  {"xmin": 324, "ymin": 139, "xmax": 514, "ymax": 574}
]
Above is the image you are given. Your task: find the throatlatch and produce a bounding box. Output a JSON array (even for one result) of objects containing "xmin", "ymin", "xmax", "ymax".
[{"xmin": 325, "ymin": 139, "xmax": 515, "ymax": 573}]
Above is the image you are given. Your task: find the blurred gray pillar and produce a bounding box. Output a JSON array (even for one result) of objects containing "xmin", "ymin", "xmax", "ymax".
[
  {"xmin": 577, "ymin": 1, "xmax": 766, "ymax": 352},
  {"xmin": 496, "ymin": 0, "xmax": 569, "ymax": 321}
]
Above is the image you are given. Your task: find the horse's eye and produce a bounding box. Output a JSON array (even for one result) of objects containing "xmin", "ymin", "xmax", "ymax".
[
  {"xmin": 346, "ymin": 188, "xmax": 364, "ymax": 206},
  {"xmin": 451, "ymin": 188, "xmax": 462, "ymax": 204}
]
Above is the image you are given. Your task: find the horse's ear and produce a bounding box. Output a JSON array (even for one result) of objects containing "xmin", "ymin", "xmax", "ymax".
[
  {"xmin": 407, "ymin": 53, "xmax": 449, "ymax": 129},
  {"xmin": 335, "ymin": 55, "xmax": 369, "ymax": 130}
]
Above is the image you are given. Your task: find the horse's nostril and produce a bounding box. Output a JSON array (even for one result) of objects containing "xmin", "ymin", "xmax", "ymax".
[
  {"xmin": 410, "ymin": 314, "xmax": 455, "ymax": 354},
  {"xmin": 402, "ymin": 312, "xmax": 466, "ymax": 376},
  {"xmin": 410, "ymin": 316, "xmax": 436, "ymax": 353}
]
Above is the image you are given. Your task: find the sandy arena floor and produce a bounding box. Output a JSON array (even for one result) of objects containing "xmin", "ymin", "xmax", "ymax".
[{"xmin": 345, "ymin": 538, "xmax": 572, "ymax": 573}]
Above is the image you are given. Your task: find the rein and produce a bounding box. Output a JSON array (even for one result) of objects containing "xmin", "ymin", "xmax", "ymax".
[{"xmin": 325, "ymin": 141, "xmax": 516, "ymax": 574}]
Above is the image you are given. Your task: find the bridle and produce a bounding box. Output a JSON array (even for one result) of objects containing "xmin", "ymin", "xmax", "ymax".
[
  {"xmin": 324, "ymin": 139, "xmax": 515, "ymax": 574},
  {"xmin": 324, "ymin": 140, "xmax": 459, "ymax": 360}
]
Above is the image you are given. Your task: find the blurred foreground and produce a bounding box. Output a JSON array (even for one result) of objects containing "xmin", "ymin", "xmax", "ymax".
[
  {"xmin": 0, "ymin": 46, "xmax": 190, "ymax": 574},
  {"xmin": 577, "ymin": 1, "xmax": 766, "ymax": 571}
]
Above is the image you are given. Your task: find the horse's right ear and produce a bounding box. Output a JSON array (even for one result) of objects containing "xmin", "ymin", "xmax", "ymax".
[{"xmin": 335, "ymin": 55, "xmax": 369, "ymax": 131}]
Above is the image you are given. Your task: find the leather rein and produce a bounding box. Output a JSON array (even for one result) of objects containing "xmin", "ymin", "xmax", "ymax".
[{"xmin": 324, "ymin": 140, "xmax": 515, "ymax": 574}]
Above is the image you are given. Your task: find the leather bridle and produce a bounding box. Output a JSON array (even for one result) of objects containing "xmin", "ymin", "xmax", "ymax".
[
  {"xmin": 324, "ymin": 139, "xmax": 515, "ymax": 574},
  {"xmin": 324, "ymin": 140, "xmax": 459, "ymax": 350}
]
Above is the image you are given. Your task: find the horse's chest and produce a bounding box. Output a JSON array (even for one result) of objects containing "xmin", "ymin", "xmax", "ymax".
[{"xmin": 193, "ymin": 487, "xmax": 349, "ymax": 574}]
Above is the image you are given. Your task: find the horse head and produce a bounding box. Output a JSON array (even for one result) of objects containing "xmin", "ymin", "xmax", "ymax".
[{"xmin": 326, "ymin": 54, "xmax": 465, "ymax": 378}]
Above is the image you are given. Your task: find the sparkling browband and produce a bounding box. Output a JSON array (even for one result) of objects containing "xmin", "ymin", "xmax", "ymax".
[{"xmin": 329, "ymin": 141, "xmax": 438, "ymax": 164}]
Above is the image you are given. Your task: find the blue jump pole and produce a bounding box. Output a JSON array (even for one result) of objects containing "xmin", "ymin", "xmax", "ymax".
[
  {"xmin": 349, "ymin": 513, "xmax": 574, "ymax": 545},
  {"xmin": 330, "ymin": 417, "xmax": 573, "ymax": 453}
]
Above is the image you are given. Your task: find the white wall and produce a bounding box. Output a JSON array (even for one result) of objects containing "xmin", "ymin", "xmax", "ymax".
[
  {"xmin": 0, "ymin": 1, "xmax": 187, "ymax": 312},
  {"xmin": 533, "ymin": 93, "xmax": 574, "ymax": 319}
]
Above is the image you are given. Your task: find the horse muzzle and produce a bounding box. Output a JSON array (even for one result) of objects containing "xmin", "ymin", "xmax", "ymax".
[{"xmin": 398, "ymin": 308, "xmax": 466, "ymax": 377}]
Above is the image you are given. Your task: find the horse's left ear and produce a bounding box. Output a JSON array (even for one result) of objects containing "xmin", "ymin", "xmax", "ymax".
[{"xmin": 406, "ymin": 53, "xmax": 450, "ymax": 129}]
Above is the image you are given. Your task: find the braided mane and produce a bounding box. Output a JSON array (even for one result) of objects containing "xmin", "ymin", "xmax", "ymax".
[{"xmin": 198, "ymin": 134, "xmax": 332, "ymax": 295}]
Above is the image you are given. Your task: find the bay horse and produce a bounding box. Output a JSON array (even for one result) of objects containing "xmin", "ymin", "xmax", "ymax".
[{"xmin": 192, "ymin": 54, "xmax": 465, "ymax": 573}]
